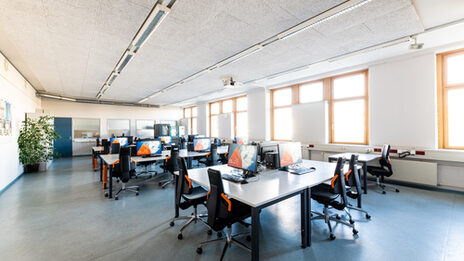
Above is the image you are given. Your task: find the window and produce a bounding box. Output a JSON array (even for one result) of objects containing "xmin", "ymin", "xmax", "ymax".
[
  {"xmin": 330, "ymin": 71, "xmax": 368, "ymax": 144},
  {"xmin": 108, "ymin": 119, "xmax": 130, "ymax": 137},
  {"xmin": 209, "ymin": 96, "xmax": 248, "ymax": 138},
  {"xmin": 271, "ymin": 70, "xmax": 368, "ymax": 144},
  {"xmin": 136, "ymin": 120, "xmax": 154, "ymax": 138},
  {"xmin": 183, "ymin": 106, "xmax": 197, "ymax": 134},
  {"xmin": 437, "ymin": 49, "xmax": 464, "ymax": 149},
  {"xmin": 73, "ymin": 118, "xmax": 100, "ymax": 139}
]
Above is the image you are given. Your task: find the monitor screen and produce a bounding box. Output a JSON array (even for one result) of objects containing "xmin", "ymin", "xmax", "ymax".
[
  {"xmin": 110, "ymin": 137, "xmax": 128, "ymax": 147},
  {"xmin": 136, "ymin": 140, "xmax": 162, "ymax": 156},
  {"xmin": 154, "ymin": 124, "xmax": 170, "ymax": 137},
  {"xmin": 235, "ymin": 137, "xmax": 249, "ymax": 145},
  {"xmin": 228, "ymin": 144, "xmax": 258, "ymax": 172},
  {"xmin": 278, "ymin": 142, "xmax": 302, "ymax": 167},
  {"xmin": 158, "ymin": 136, "xmax": 172, "ymax": 144},
  {"xmin": 193, "ymin": 138, "xmax": 211, "ymax": 151}
]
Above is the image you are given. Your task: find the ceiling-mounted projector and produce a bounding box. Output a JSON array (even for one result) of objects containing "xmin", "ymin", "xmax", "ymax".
[{"xmin": 222, "ymin": 77, "xmax": 242, "ymax": 89}]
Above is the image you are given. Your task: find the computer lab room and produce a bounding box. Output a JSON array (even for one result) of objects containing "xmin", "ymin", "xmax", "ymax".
[{"xmin": 1, "ymin": 0, "xmax": 464, "ymax": 260}]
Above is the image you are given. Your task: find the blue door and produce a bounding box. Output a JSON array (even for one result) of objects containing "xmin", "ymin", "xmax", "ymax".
[{"xmin": 54, "ymin": 117, "xmax": 72, "ymax": 157}]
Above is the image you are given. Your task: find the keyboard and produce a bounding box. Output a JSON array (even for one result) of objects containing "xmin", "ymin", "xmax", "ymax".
[
  {"xmin": 288, "ymin": 166, "xmax": 316, "ymax": 175},
  {"xmin": 222, "ymin": 174, "xmax": 248, "ymax": 184},
  {"xmin": 141, "ymin": 154, "xmax": 162, "ymax": 158}
]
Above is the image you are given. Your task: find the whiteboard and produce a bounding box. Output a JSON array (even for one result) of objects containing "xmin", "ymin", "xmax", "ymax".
[{"xmin": 292, "ymin": 101, "xmax": 328, "ymax": 144}]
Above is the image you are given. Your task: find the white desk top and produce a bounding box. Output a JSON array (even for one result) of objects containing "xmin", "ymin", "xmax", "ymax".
[
  {"xmin": 179, "ymin": 150, "xmax": 209, "ymax": 158},
  {"xmin": 328, "ymin": 152, "xmax": 380, "ymax": 162},
  {"xmin": 100, "ymin": 154, "xmax": 168, "ymax": 165},
  {"xmin": 187, "ymin": 160, "xmax": 334, "ymax": 208},
  {"xmin": 92, "ymin": 146, "xmax": 103, "ymax": 152}
]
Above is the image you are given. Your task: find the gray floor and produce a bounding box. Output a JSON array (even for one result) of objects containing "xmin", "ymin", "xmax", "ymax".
[{"xmin": 1, "ymin": 157, "xmax": 464, "ymax": 261}]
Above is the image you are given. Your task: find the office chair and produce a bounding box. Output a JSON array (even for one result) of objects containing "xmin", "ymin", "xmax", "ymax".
[
  {"xmin": 112, "ymin": 147, "xmax": 139, "ymax": 200},
  {"xmin": 96, "ymin": 138, "xmax": 100, "ymax": 146},
  {"xmin": 198, "ymin": 144, "xmax": 220, "ymax": 167},
  {"xmin": 196, "ymin": 169, "xmax": 251, "ymax": 260},
  {"xmin": 170, "ymin": 157, "xmax": 212, "ymax": 239},
  {"xmin": 311, "ymin": 157, "xmax": 358, "ymax": 240},
  {"xmin": 159, "ymin": 145, "xmax": 179, "ymax": 189},
  {"xmin": 101, "ymin": 139, "xmax": 109, "ymax": 153},
  {"xmin": 111, "ymin": 142, "xmax": 120, "ymax": 154},
  {"xmin": 367, "ymin": 144, "xmax": 399, "ymax": 194},
  {"xmin": 345, "ymin": 154, "xmax": 371, "ymax": 220}
]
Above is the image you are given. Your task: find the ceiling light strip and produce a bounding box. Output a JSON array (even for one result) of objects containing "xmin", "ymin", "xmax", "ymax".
[{"xmin": 96, "ymin": 3, "xmax": 171, "ymax": 99}]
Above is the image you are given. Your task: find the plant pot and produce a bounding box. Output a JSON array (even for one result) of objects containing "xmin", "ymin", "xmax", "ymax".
[{"xmin": 24, "ymin": 163, "xmax": 40, "ymax": 173}]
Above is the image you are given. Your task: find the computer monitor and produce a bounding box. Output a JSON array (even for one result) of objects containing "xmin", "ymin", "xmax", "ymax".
[
  {"xmin": 278, "ymin": 142, "xmax": 302, "ymax": 167},
  {"xmin": 157, "ymin": 136, "xmax": 172, "ymax": 144},
  {"xmin": 154, "ymin": 124, "xmax": 170, "ymax": 137},
  {"xmin": 259, "ymin": 144, "xmax": 278, "ymax": 162},
  {"xmin": 193, "ymin": 138, "xmax": 211, "ymax": 152},
  {"xmin": 234, "ymin": 137, "xmax": 249, "ymax": 145},
  {"xmin": 110, "ymin": 137, "xmax": 129, "ymax": 147},
  {"xmin": 228, "ymin": 144, "xmax": 258, "ymax": 173},
  {"xmin": 188, "ymin": 134, "xmax": 198, "ymax": 143},
  {"xmin": 136, "ymin": 139, "xmax": 162, "ymax": 156}
]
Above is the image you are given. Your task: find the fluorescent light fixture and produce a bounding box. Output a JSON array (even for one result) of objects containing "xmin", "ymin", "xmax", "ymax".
[
  {"xmin": 138, "ymin": 97, "xmax": 149, "ymax": 103},
  {"xmin": 213, "ymin": 44, "xmax": 263, "ymax": 69},
  {"xmin": 278, "ymin": 0, "xmax": 372, "ymax": 40},
  {"xmin": 107, "ymin": 72, "xmax": 119, "ymax": 85},
  {"xmin": 115, "ymin": 51, "xmax": 135, "ymax": 73},
  {"xmin": 181, "ymin": 69, "xmax": 211, "ymax": 84},
  {"xmin": 41, "ymin": 94, "xmax": 61, "ymax": 99},
  {"xmin": 130, "ymin": 4, "xmax": 170, "ymax": 52},
  {"xmin": 61, "ymin": 97, "xmax": 77, "ymax": 102}
]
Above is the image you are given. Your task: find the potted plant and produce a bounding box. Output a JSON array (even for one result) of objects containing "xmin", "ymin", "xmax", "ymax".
[{"xmin": 18, "ymin": 115, "xmax": 61, "ymax": 173}]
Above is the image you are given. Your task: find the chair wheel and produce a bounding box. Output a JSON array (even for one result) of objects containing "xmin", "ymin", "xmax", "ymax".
[
  {"xmin": 352, "ymin": 229, "xmax": 358, "ymax": 235},
  {"xmin": 382, "ymin": 191, "xmax": 386, "ymax": 194},
  {"xmin": 395, "ymin": 189, "xmax": 400, "ymax": 192},
  {"xmin": 170, "ymin": 221, "xmax": 175, "ymax": 227},
  {"xmin": 329, "ymin": 234, "xmax": 336, "ymax": 240},
  {"xmin": 158, "ymin": 182, "xmax": 162, "ymax": 186},
  {"xmin": 207, "ymin": 230, "xmax": 212, "ymax": 235},
  {"xmin": 162, "ymin": 186, "xmax": 166, "ymax": 189},
  {"xmin": 105, "ymin": 193, "xmax": 108, "ymax": 197},
  {"xmin": 136, "ymin": 192, "xmax": 139, "ymax": 196},
  {"xmin": 246, "ymin": 235, "xmax": 251, "ymax": 242},
  {"xmin": 366, "ymin": 214, "xmax": 371, "ymax": 219},
  {"xmin": 217, "ymin": 232, "xmax": 223, "ymax": 238},
  {"xmin": 177, "ymin": 233, "xmax": 183, "ymax": 240},
  {"xmin": 196, "ymin": 247, "xmax": 202, "ymax": 254},
  {"xmin": 115, "ymin": 196, "xmax": 118, "ymax": 200},
  {"xmin": 349, "ymin": 220, "xmax": 354, "ymax": 224},
  {"xmin": 335, "ymin": 215, "xmax": 341, "ymax": 220},
  {"xmin": 136, "ymin": 187, "xmax": 140, "ymax": 191}
]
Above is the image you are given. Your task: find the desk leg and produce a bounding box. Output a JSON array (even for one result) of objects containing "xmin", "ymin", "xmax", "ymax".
[
  {"xmin": 174, "ymin": 174, "xmax": 179, "ymax": 218},
  {"xmin": 99, "ymin": 158, "xmax": 103, "ymax": 182},
  {"xmin": 187, "ymin": 158, "xmax": 192, "ymax": 169},
  {"xmin": 103, "ymin": 164, "xmax": 108, "ymax": 189},
  {"xmin": 307, "ymin": 187, "xmax": 312, "ymax": 247},
  {"xmin": 251, "ymin": 207, "xmax": 260, "ymax": 261},
  {"xmin": 363, "ymin": 163, "xmax": 368, "ymax": 194},
  {"xmin": 300, "ymin": 189, "xmax": 307, "ymax": 248},
  {"xmin": 108, "ymin": 166, "xmax": 113, "ymax": 199}
]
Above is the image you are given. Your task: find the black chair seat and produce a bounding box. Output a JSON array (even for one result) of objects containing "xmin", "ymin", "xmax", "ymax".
[
  {"xmin": 367, "ymin": 166, "xmax": 392, "ymax": 177},
  {"xmin": 182, "ymin": 186, "xmax": 208, "ymax": 202},
  {"xmin": 311, "ymin": 184, "xmax": 340, "ymax": 202}
]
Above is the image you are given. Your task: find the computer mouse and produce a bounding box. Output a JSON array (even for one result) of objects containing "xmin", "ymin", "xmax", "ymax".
[
  {"xmin": 241, "ymin": 179, "xmax": 248, "ymax": 184},
  {"xmin": 310, "ymin": 167, "xmax": 316, "ymax": 170}
]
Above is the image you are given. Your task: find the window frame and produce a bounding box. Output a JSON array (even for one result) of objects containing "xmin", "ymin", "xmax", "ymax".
[
  {"xmin": 270, "ymin": 69, "xmax": 369, "ymax": 144},
  {"xmin": 183, "ymin": 106, "xmax": 197, "ymax": 134},
  {"xmin": 209, "ymin": 95, "xmax": 247, "ymax": 138},
  {"xmin": 437, "ymin": 48, "xmax": 464, "ymax": 149}
]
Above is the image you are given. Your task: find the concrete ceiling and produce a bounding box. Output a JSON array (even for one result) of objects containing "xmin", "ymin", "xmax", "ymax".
[{"xmin": 0, "ymin": 0, "xmax": 462, "ymax": 106}]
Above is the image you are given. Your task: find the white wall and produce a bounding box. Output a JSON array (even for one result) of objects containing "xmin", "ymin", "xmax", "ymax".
[
  {"xmin": 247, "ymin": 88, "xmax": 270, "ymax": 141},
  {"xmin": 0, "ymin": 53, "xmax": 42, "ymax": 191},
  {"xmin": 369, "ymin": 53, "xmax": 437, "ymax": 149},
  {"xmin": 196, "ymin": 102, "xmax": 208, "ymax": 136},
  {"xmin": 41, "ymin": 99, "xmax": 182, "ymax": 155}
]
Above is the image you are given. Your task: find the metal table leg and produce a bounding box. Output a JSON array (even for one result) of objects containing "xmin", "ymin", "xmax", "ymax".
[
  {"xmin": 306, "ymin": 187, "xmax": 312, "ymax": 247},
  {"xmin": 363, "ymin": 163, "xmax": 368, "ymax": 194},
  {"xmin": 251, "ymin": 207, "xmax": 260, "ymax": 261},
  {"xmin": 108, "ymin": 166, "xmax": 113, "ymax": 199},
  {"xmin": 300, "ymin": 189, "xmax": 307, "ymax": 248}
]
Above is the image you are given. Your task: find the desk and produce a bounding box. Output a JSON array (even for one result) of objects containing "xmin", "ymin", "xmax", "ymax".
[
  {"xmin": 186, "ymin": 160, "xmax": 334, "ymax": 261},
  {"xmin": 100, "ymin": 154, "xmax": 168, "ymax": 199},
  {"xmin": 328, "ymin": 153, "xmax": 380, "ymax": 195},
  {"xmin": 179, "ymin": 150, "xmax": 210, "ymax": 169},
  {"xmin": 91, "ymin": 146, "xmax": 103, "ymax": 170},
  {"xmin": 217, "ymin": 145, "xmax": 229, "ymax": 154}
]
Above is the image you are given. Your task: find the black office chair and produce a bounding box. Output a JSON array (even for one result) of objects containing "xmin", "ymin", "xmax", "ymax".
[
  {"xmin": 102, "ymin": 139, "xmax": 110, "ymax": 154},
  {"xmin": 345, "ymin": 154, "xmax": 371, "ymax": 220},
  {"xmin": 196, "ymin": 169, "xmax": 251, "ymax": 260},
  {"xmin": 96, "ymin": 138, "xmax": 100, "ymax": 146},
  {"xmin": 111, "ymin": 142, "xmax": 120, "ymax": 154},
  {"xmin": 159, "ymin": 145, "xmax": 179, "ymax": 189},
  {"xmin": 112, "ymin": 147, "xmax": 138, "ymax": 200},
  {"xmin": 367, "ymin": 144, "xmax": 399, "ymax": 194},
  {"xmin": 170, "ymin": 157, "xmax": 211, "ymax": 239},
  {"xmin": 311, "ymin": 157, "xmax": 358, "ymax": 240},
  {"xmin": 199, "ymin": 144, "xmax": 220, "ymax": 167}
]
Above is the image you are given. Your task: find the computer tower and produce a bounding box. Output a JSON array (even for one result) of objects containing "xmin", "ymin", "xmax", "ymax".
[{"xmin": 265, "ymin": 152, "xmax": 280, "ymax": 169}]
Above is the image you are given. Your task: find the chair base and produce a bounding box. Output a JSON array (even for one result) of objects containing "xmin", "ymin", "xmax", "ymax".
[
  {"xmin": 311, "ymin": 206, "xmax": 358, "ymax": 240},
  {"xmin": 159, "ymin": 174, "xmax": 174, "ymax": 189},
  {"xmin": 170, "ymin": 205, "xmax": 211, "ymax": 240},
  {"xmin": 346, "ymin": 204, "xmax": 371, "ymax": 219},
  {"xmin": 114, "ymin": 183, "xmax": 139, "ymax": 200},
  {"xmin": 369, "ymin": 177, "xmax": 400, "ymax": 194},
  {"xmin": 196, "ymin": 226, "xmax": 251, "ymax": 261}
]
